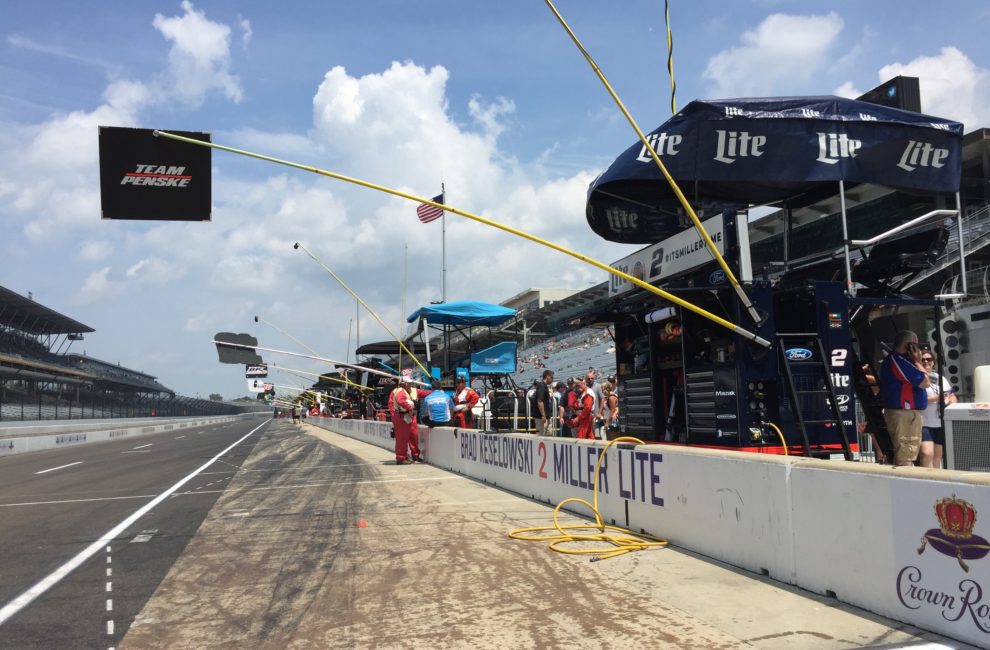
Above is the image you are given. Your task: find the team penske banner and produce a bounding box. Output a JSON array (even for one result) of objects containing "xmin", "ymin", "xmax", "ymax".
[
  {"xmin": 588, "ymin": 96, "xmax": 964, "ymax": 243},
  {"xmin": 99, "ymin": 126, "xmax": 211, "ymax": 221}
]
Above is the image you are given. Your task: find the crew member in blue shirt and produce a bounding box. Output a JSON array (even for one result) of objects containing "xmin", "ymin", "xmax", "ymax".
[
  {"xmin": 880, "ymin": 330, "xmax": 931, "ymax": 466},
  {"xmin": 423, "ymin": 380, "xmax": 455, "ymax": 427}
]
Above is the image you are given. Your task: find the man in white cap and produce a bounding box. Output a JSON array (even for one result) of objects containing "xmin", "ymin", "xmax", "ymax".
[{"xmin": 388, "ymin": 369, "xmax": 422, "ymax": 463}]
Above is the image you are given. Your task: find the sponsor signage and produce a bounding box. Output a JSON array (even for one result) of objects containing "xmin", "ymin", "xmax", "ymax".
[
  {"xmin": 587, "ymin": 97, "xmax": 962, "ymax": 244},
  {"xmin": 247, "ymin": 378, "xmax": 267, "ymax": 393},
  {"xmin": 893, "ymin": 487, "xmax": 990, "ymax": 646},
  {"xmin": 99, "ymin": 126, "xmax": 211, "ymax": 221},
  {"xmin": 784, "ymin": 347, "xmax": 814, "ymax": 361},
  {"xmin": 608, "ymin": 215, "xmax": 724, "ymax": 296},
  {"xmin": 245, "ymin": 364, "xmax": 268, "ymax": 378}
]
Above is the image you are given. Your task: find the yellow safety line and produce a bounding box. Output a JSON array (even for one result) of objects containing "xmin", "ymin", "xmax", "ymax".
[
  {"xmin": 542, "ymin": 0, "xmax": 763, "ymax": 327},
  {"xmin": 269, "ymin": 363, "xmax": 372, "ymax": 392},
  {"xmin": 293, "ymin": 242, "xmax": 433, "ymax": 377},
  {"xmin": 153, "ymin": 131, "xmax": 770, "ymax": 348}
]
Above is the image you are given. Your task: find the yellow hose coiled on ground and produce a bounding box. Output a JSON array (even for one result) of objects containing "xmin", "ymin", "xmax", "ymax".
[{"xmin": 508, "ymin": 437, "xmax": 668, "ymax": 561}]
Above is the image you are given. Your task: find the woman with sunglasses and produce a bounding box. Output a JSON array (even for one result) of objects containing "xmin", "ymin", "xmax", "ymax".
[{"xmin": 919, "ymin": 352, "xmax": 957, "ymax": 468}]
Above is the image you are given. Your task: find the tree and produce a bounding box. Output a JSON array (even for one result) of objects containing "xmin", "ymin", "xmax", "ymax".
[{"xmin": 209, "ymin": 393, "xmax": 223, "ymax": 401}]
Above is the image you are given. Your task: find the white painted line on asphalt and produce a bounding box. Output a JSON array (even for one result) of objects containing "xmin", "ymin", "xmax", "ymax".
[
  {"xmin": 0, "ymin": 419, "xmax": 269, "ymax": 626},
  {"xmin": 106, "ymin": 582, "xmax": 112, "ymax": 593},
  {"xmin": 130, "ymin": 530, "xmax": 157, "ymax": 543},
  {"xmin": 106, "ymin": 599, "xmax": 112, "ymax": 612},
  {"xmin": 107, "ymin": 619, "xmax": 114, "ymax": 635},
  {"xmin": 175, "ymin": 435, "xmax": 186, "ymax": 439},
  {"xmin": 34, "ymin": 461, "xmax": 83, "ymax": 475},
  {"xmin": 106, "ymin": 568, "xmax": 112, "ymax": 577},
  {"xmin": 120, "ymin": 450, "xmax": 150, "ymax": 454},
  {"xmin": 0, "ymin": 494, "xmax": 155, "ymax": 508},
  {"xmin": 132, "ymin": 444, "xmax": 153, "ymax": 450}
]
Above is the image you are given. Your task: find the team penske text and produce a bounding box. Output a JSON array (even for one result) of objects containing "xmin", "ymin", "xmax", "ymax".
[{"xmin": 120, "ymin": 164, "xmax": 191, "ymax": 187}]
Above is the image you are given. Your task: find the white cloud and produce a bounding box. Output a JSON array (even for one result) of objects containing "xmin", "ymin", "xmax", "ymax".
[
  {"xmin": 126, "ymin": 257, "xmax": 183, "ymax": 284},
  {"xmin": 703, "ymin": 13, "xmax": 844, "ymax": 97},
  {"xmin": 77, "ymin": 240, "xmax": 113, "ymax": 262},
  {"xmin": 0, "ymin": 2, "xmax": 245, "ymax": 241},
  {"xmin": 77, "ymin": 267, "xmax": 124, "ymax": 303},
  {"xmin": 834, "ymin": 81, "xmax": 862, "ymax": 99},
  {"xmin": 238, "ymin": 15, "xmax": 252, "ymax": 51},
  {"xmin": 877, "ymin": 47, "xmax": 990, "ymax": 130},
  {"xmin": 152, "ymin": 1, "xmax": 243, "ymax": 107},
  {"xmin": 7, "ymin": 34, "xmax": 120, "ymax": 72}
]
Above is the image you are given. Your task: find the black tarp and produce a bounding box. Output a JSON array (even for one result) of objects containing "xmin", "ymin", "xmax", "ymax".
[{"xmin": 588, "ymin": 96, "xmax": 964, "ymax": 244}]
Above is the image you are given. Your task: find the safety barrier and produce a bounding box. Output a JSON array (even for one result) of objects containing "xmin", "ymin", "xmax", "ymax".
[
  {"xmin": 307, "ymin": 417, "xmax": 990, "ymax": 647},
  {"xmin": 0, "ymin": 414, "xmax": 255, "ymax": 455}
]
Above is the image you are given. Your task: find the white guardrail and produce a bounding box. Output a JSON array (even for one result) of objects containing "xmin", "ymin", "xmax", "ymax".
[
  {"xmin": 0, "ymin": 414, "xmax": 259, "ymax": 455},
  {"xmin": 308, "ymin": 416, "xmax": 990, "ymax": 648}
]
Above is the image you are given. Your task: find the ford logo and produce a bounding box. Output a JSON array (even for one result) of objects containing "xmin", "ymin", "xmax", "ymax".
[
  {"xmin": 709, "ymin": 269, "xmax": 727, "ymax": 285},
  {"xmin": 784, "ymin": 347, "xmax": 813, "ymax": 361}
]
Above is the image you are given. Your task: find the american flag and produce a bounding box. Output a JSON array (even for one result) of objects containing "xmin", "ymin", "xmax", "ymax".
[{"xmin": 416, "ymin": 194, "xmax": 444, "ymax": 224}]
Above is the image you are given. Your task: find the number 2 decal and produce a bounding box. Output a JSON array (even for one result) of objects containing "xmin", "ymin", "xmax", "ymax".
[
  {"xmin": 537, "ymin": 441, "xmax": 548, "ymax": 479},
  {"xmin": 831, "ymin": 349, "xmax": 848, "ymax": 367}
]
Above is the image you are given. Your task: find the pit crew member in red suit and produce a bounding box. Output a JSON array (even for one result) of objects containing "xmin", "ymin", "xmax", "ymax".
[
  {"xmin": 452, "ymin": 376, "xmax": 480, "ymax": 428},
  {"xmin": 388, "ymin": 371, "xmax": 422, "ymax": 464},
  {"xmin": 567, "ymin": 377, "xmax": 596, "ymax": 440}
]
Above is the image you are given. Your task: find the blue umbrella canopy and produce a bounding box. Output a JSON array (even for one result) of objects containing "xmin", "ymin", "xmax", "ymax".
[
  {"xmin": 587, "ymin": 96, "xmax": 964, "ymax": 244},
  {"xmin": 406, "ymin": 301, "xmax": 516, "ymax": 326}
]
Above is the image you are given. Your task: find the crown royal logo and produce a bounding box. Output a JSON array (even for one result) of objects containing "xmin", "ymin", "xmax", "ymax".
[{"xmin": 918, "ymin": 495, "xmax": 990, "ymax": 572}]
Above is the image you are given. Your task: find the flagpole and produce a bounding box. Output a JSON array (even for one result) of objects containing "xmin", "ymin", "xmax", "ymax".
[{"xmin": 441, "ymin": 182, "xmax": 447, "ymax": 303}]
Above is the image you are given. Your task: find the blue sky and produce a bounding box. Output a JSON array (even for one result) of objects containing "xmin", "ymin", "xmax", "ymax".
[{"xmin": 2, "ymin": 1, "xmax": 988, "ymax": 399}]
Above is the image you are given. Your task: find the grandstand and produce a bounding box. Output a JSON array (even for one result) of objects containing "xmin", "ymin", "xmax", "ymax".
[
  {"xmin": 514, "ymin": 326, "xmax": 615, "ymax": 386},
  {"xmin": 0, "ymin": 285, "xmax": 252, "ymax": 421}
]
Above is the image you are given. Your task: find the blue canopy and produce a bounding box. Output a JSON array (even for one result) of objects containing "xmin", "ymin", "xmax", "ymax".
[
  {"xmin": 407, "ymin": 301, "xmax": 516, "ymax": 326},
  {"xmin": 588, "ymin": 96, "xmax": 964, "ymax": 243}
]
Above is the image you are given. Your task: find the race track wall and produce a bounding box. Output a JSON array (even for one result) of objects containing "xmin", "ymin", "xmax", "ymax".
[
  {"xmin": 307, "ymin": 417, "xmax": 990, "ymax": 647},
  {"xmin": 0, "ymin": 415, "xmax": 249, "ymax": 455}
]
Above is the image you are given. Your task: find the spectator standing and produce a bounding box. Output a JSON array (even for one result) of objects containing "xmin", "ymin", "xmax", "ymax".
[
  {"xmin": 880, "ymin": 330, "xmax": 930, "ymax": 466},
  {"xmin": 585, "ymin": 370, "xmax": 604, "ymax": 438},
  {"xmin": 553, "ymin": 381, "xmax": 569, "ymax": 437},
  {"xmin": 567, "ymin": 377, "xmax": 596, "ymax": 440},
  {"xmin": 389, "ymin": 371, "xmax": 422, "ymax": 464},
  {"xmin": 533, "ymin": 369, "xmax": 554, "ymax": 435},
  {"xmin": 919, "ymin": 352, "xmax": 956, "ymax": 468},
  {"xmin": 601, "ymin": 381, "xmax": 619, "ymax": 439},
  {"xmin": 452, "ymin": 376, "xmax": 480, "ymax": 428}
]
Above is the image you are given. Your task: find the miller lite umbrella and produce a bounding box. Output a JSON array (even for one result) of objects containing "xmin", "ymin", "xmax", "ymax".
[{"xmin": 587, "ymin": 96, "xmax": 964, "ymax": 244}]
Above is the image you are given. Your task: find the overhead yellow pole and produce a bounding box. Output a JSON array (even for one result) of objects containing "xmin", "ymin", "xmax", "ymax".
[
  {"xmin": 268, "ymin": 363, "xmax": 371, "ymax": 392},
  {"xmin": 154, "ymin": 130, "xmax": 770, "ymax": 348},
  {"xmin": 254, "ymin": 315, "xmax": 322, "ymax": 361},
  {"xmin": 292, "ymin": 242, "xmax": 435, "ymax": 374},
  {"xmin": 542, "ymin": 0, "xmax": 763, "ymax": 327}
]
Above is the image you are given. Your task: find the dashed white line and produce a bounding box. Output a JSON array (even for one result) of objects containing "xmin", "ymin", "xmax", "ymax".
[
  {"xmin": 106, "ymin": 568, "xmax": 112, "ymax": 577},
  {"xmin": 34, "ymin": 461, "xmax": 83, "ymax": 475},
  {"xmin": 107, "ymin": 619, "xmax": 114, "ymax": 635},
  {"xmin": 132, "ymin": 444, "xmax": 153, "ymax": 450},
  {"xmin": 106, "ymin": 598, "xmax": 112, "ymax": 612},
  {"xmin": 0, "ymin": 419, "xmax": 269, "ymax": 625},
  {"xmin": 106, "ymin": 582, "xmax": 112, "ymax": 593},
  {"xmin": 175, "ymin": 435, "xmax": 186, "ymax": 439}
]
